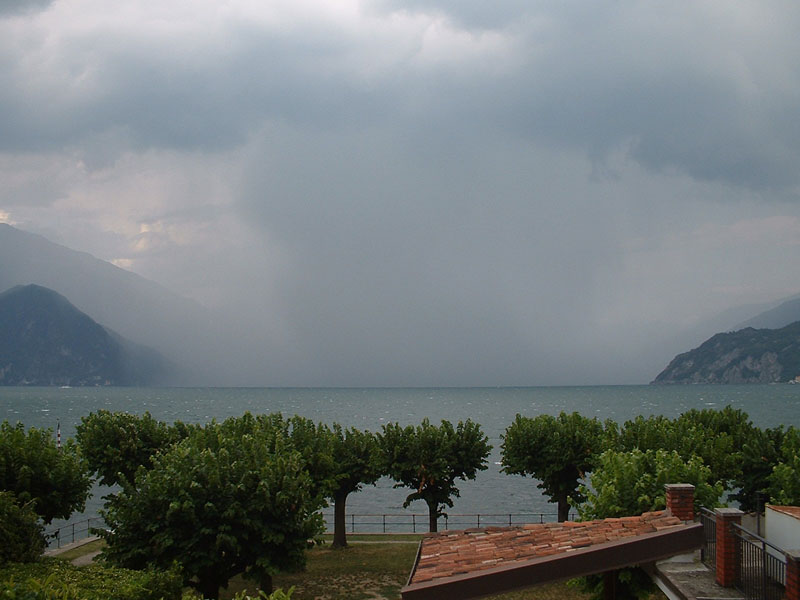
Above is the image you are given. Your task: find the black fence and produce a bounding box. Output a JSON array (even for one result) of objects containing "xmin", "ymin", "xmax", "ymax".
[
  {"xmin": 699, "ymin": 507, "xmax": 717, "ymax": 571},
  {"xmin": 45, "ymin": 517, "xmax": 106, "ymax": 549},
  {"xmin": 319, "ymin": 512, "xmax": 574, "ymax": 534},
  {"xmin": 732, "ymin": 523, "xmax": 786, "ymax": 600}
]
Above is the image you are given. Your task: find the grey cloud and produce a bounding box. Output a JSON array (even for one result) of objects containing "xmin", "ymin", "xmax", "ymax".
[
  {"xmin": 2, "ymin": 2, "xmax": 800, "ymax": 192},
  {"xmin": 0, "ymin": 0, "xmax": 54, "ymax": 16}
]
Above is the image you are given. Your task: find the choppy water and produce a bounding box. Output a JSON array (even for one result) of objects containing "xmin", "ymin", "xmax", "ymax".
[{"xmin": 2, "ymin": 385, "xmax": 799, "ymax": 526}]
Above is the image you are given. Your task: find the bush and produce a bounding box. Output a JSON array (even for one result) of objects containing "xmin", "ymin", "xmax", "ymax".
[
  {"xmin": 0, "ymin": 492, "xmax": 46, "ymax": 565},
  {"xmin": 0, "ymin": 422, "xmax": 91, "ymax": 524},
  {"xmin": 0, "ymin": 559, "xmax": 182, "ymax": 600}
]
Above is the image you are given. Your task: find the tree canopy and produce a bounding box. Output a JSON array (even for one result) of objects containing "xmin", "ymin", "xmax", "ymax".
[
  {"xmin": 578, "ymin": 448, "xmax": 724, "ymax": 521},
  {"xmin": 501, "ymin": 412, "xmax": 606, "ymax": 521},
  {"xmin": 75, "ymin": 410, "xmax": 192, "ymax": 488},
  {"xmin": 768, "ymin": 426, "xmax": 800, "ymax": 506},
  {"xmin": 100, "ymin": 417, "xmax": 324, "ymax": 600},
  {"xmin": 380, "ymin": 418, "xmax": 491, "ymax": 532},
  {"xmin": 0, "ymin": 420, "xmax": 91, "ymax": 523}
]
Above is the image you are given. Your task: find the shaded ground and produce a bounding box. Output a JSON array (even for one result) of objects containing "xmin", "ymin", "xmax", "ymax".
[{"xmin": 49, "ymin": 536, "xmax": 666, "ymax": 600}]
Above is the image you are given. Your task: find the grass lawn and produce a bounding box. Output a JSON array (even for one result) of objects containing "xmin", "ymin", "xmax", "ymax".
[{"xmin": 51, "ymin": 538, "xmax": 105, "ymax": 563}]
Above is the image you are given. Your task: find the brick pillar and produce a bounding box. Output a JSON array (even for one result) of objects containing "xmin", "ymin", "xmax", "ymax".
[
  {"xmin": 786, "ymin": 550, "xmax": 800, "ymax": 600},
  {"xmin": 715, "ymin": 508, "xmax": 743, "ymax": 588},
  {"xmin": 665, "ymin": 484, "xmax": 695, "ymax": 521}
]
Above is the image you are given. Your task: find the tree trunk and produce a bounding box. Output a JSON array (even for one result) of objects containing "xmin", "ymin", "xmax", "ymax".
[
  {"xmin": 260, "ymin": 573, "xmax": 273, "ymax": 595},
  {"xmin": 557, "ymin": 495, "xmax": 570, "ymax": 522},
  {"xmin": 332, "ymin": 490, "xmax": 349, "ymax": 548},
  {"xmin": 197, "ymin": 577, "xmax": 220, "ymax": 600},
  {"xmin": 427, "ymin": 499, "xmax": 438, "ymax": 533}
]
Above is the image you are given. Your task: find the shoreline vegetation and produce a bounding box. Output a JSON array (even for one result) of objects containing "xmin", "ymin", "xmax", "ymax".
[{"xmin": 2, "ymin": 405, "xmax": 796, "ymax": 599}]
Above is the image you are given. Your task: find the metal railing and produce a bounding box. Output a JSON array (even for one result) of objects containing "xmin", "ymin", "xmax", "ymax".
[
  {"xmin": 699, "ymin": 507, "xmax": 717, "ymax": 570},
  {"xmin": 732, "ymin": 523, "xmax": 786, "ymax": 600},
  {"xmin": 45, "ymin": 517, "xmax": 106, "ymax": 549},
  {"xmin": 320, "ymin": 512, "xmax": 573, "ymax": 534},
  {"xmin": 43, "ymin": 511, "xmax": 573, "ymax": 548}
]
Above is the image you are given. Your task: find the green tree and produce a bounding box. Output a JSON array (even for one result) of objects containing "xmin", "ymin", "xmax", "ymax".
[
  {"xmin": 284, "ymin": 415, "xmax": 337, "ymax": 505},
  {"xmin": 732, "ymin": 425, "xmax": 785, "ymax": 511},
  {"xmin": 617, "ymin": 408, "xmax": 756, "ymax": 489},
  {"xmin": 75, "ymin": 410, "xmax": 192, "ymax": 488},
  {"xmin": 575, "ymin": 449, "xmax": 724, "ymax": 600},
  {"xmin": 328, "ymin": 425, "xmax": 383, "ymax": 548},
  {"xmin": 99, "ymin": 420, "xmax": 324, "ymax": 600},
  {"xmin": 0, "ymin": 491, "xmax": 46, "ymax": 564},
  {"xmin": 578, "ymin": 448, "xmax": 724, "ymax": 520},
  {"xmin": 768, "ymin": 426, "xmax": 800, "ymax": 505},
  {"xmin": 380, "ymin": 418, "xmax": 491, "ymax": 532},
  {"xmin": 0, "ymin": 421, "xmax": 91, "ymax": 524},
  {"xmin": 501, "ymin": 412, "xmax": 606, "ymax": 521}
]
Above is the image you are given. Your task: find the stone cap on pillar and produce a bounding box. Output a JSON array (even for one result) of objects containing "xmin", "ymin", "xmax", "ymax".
[{"xmin": 714, "ymin": 508, "xmax": 744, "ymax": 517}]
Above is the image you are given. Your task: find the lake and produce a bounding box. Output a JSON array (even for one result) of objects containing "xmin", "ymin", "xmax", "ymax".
[{"xmin": 2, "ymin": 385, "xmax": 799, "ymax": 528}]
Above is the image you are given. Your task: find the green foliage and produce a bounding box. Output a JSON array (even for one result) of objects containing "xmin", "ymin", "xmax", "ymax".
[
  {"xmin": 768, "ymin": 426, "xmax": 800, "ymax": 505},
  {"xmin": 380, "ymin": 418, "xmax": 491, "ymax": 532},
  {"xmin": 0, "ymin": 558, "xmax": 182, "ymax": 600},
  {"xmin": 100, "ymin": 416, "xmax": 324, "ymax": 600},
  {"xmin": 328, "ymin": 425, "xmax": 382, "ymax": 548},
  {"xmin": 75, "ymin": 410, "xmax": 192, "ymax": 488},
  {"xmin": 0, "ymin": 492, "xmax": 45, "ymax": 565},
  {"xmin": 0, "ymin": 421, "xmax": 91, "ymax": 524},
  {"xmin": 501, "ymin": 412, "xmax": 606, "ymax": 521},
  {"xmin": 733, "ymin": 425, "xmax": 785, "ymax": 511},
  {"xmin": 616, "ymin": 407, "xmax": 754, "ymax": 487},
  {"xmin": 570, "ymin": 565, "xmax": 657, "ymax": 600},
  {"xmin": 576, "ymin": 448, "xmax": 724, "ymax": 600},
  {"xmin": 578, "ymin": 448, "xmax": 724, "ymax": 520},
  {"xmin": 192, "ymin": 413, "xmax": 337, "ymax": 504}
]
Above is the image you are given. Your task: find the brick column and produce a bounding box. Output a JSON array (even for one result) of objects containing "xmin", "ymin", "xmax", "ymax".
[
  {"xmin": 715, "ymin": 508, "xmax": 743, "ymax": 588},
  {"xmin": 786, "ymin": 550, "xmax": 800, "ymax": 600},
  {"xmin": 665, "ymin": 484, "xmax": 695, "ymax": 521}
]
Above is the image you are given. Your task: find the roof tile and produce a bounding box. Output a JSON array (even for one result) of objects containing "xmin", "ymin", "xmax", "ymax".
[{"xmin": 409, "ymin": 511, "xmax": 685, "ymax": 585}]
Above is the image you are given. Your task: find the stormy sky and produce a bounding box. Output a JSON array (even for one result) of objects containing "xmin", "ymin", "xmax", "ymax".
[{"xmin": 2, "ymin": 0, "xmax": 800, "ymax": 386}]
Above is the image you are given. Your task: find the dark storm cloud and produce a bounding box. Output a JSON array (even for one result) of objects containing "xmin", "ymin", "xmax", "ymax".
[{"xmin": 3, "ymin": 1, "xmax": 799, "ymax": 191}]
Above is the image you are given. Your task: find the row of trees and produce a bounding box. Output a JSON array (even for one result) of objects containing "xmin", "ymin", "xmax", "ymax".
[
  {"xmin": 2, "ymin": 406, "xmax": 799, "ymax": 599},
  {"xmin": 72, "ymin": 411, "xmax": 491, "ymax": 598},
  {"xmin": 502, "ymin": 406, "xmax": 799, "ymax": 522}
]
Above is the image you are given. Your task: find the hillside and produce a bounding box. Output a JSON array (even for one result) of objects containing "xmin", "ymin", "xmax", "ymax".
[
  {"xmin": 0, "ymin": 284, "xmax": 168, "ymax": 386},
  {"xmin": 736, "ymin": 295, "xmax": 800, "ymax": 330},
  {"xmin": 652, "ymin": 321, "xmax": 800, "ymax": 384},
  {"xmin": 0, "ymin": 224, "xmax": 220, "ymax": 384}
]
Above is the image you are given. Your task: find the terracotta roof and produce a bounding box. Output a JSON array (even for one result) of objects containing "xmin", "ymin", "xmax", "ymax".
[
  {"xmin": 402, "ymin": 511, "xmax": 704, "ymax": 600},
  {"xmin": 410, "ymin": 510, "xmax": 682, "ymax": 584},
  {"xmin": 767, "ymin": 505, "xmax": 800, "ymax": 520}
]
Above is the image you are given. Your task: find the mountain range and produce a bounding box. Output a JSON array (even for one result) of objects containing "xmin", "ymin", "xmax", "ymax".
[
  {"xmin": 0, "ymin": 284, "xmax": 167, "ymax": 386},
  {"xmin": 2, "ymin": 222, "xmax": 800, "ymax": 386},
  {"xmin": 0, "ymin": 223, "xmax": 225, "ymax": 384}
]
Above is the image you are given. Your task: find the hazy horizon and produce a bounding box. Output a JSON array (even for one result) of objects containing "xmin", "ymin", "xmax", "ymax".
[{"xmin": 2, "ymin": 1, "xmax": 800, "ymax": 386}]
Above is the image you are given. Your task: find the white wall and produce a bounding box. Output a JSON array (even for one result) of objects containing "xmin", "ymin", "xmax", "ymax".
[{"xmin": 765, "ymin": 506, "xmax": 800, "ymax": 557}]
